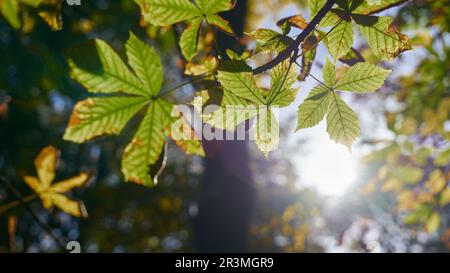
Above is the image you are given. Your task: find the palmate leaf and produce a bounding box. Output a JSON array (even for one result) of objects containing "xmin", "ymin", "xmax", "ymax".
[
  {"xmin": 136, "ymin": 0, "xmax": 234, "ymax": 61},
  {"xmin": 65, "ymin": 33, "xmax": 202, "ymax": 186},
  {"xmin": 297, "ymin": 59, "xmax": 390, "ymax": 148},
  {"xmin": 213, "ymin": 59, "xmax": 296, "ymax": 157},
  {"xmin": 23, "ymin": 146, "xmax": 89, "ymax": 218}
]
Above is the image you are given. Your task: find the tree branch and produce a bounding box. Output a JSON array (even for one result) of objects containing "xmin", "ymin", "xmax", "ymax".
[{"xmin": 252, "ymin": 0, "xmax": 336, "ymax": 75}]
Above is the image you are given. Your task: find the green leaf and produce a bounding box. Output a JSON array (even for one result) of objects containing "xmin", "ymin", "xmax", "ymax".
[
  {"xmin": 193, "ymin": 89, "xmax": 257, "ymax": 131},
  {"xmin": 205, "ymin": 14, "xmax": 234, "ymax": 35},
  {"xmin": 217, "ymin": 60, "xmax": 266, "ymax": 105},
  {"xmin": 254, "ymin": 109, "xmax": 280, "ymax": 158},
  {"xmin": 121, "ymin": 100, "xmax": 172, "ymax": 186},
  {"xmin": 297, "ymin": 86, "xmax": 331, "ymax": 130},
  {"xmin": 267, "ymin": 59, "xmax": 298, "ymax": 107},
  {"xmin": 66, "ymin": 34, "xmax": 184, "ymax": 186},
  {"xmin": 179, "ymin": 17, "xmax": 203, "ymax": 61},
  {"xmin": 246, "ymin": 29, "xmax": 292, "ymax": 53},
  {"xmin": 136, "ymin": 0, "xmax": 201, "ymax": 26},
  {"xmin": 0, "ymin": 0, "xmax": 21, "ymax": 29},
  {"xmin": 319, "ymin": 9, "xmax": 343, "ymax": 27},
  {"xmin": 352, "ymin": 0, "xmax": 407, "ymax": 15},
  {"xmin": 309, "ymin": 0, "xmax": 327, "ymax": 17},
  {"xmin": 63, "ymin": 97, "xmax": 149, "ymax": 143},
  {"xmin": 335, "ymin": 62, "xmax": 391, "ymax": 92},
  {"xmin": 326, "ymin": 93, "xmax": 360, "ymax": 149},
  {"xmin": 126, "ymin": 32, "xmax": 163, "ymax": 96},
  {"xmin": 354, "ymin": 15, "xmax": 411, "ymax": 60},
  {"xmin": 69, "ymin": 39, "xmax": 147, "ymax": 96},
  {"xmin": 322, "ymin": 58, "xmax": 336, "ymax": 87},
  {"xmin": 324, "ymin": 19, "xmax": 353, "ymax": 61},
  {"xmin": 194, "ymin": 0, "xmax": 234, "ymax": 15}
]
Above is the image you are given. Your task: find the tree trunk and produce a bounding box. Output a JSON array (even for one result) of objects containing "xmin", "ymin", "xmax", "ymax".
[{"xmin": 193, "ymin": 1, "xmax": 253, "ymax": 252}]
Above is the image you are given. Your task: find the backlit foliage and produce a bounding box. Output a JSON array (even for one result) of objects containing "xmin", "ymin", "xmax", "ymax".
[{"xmin": 60, "ymin": 0, "xmax": 411, "ymax": 185}]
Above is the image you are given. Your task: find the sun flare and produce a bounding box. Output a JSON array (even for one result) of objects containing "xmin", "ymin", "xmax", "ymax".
[{"xmin": 298, "ymin": 135, "xmax": 358, "ymax": 197}]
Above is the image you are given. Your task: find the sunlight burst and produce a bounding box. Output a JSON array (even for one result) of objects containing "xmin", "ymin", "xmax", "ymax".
[{"xmin": 299, "ymin": 136, "xmax": 358, "ymax": 197}]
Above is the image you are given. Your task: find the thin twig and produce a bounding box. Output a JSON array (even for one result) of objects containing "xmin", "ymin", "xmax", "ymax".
[
  {"xmin": 0, "ymin": 176, "xmax": 66, "ymax": 250},
  {"xmin": 158, "ymin": 73, "xmax": 213, "ymax": 97},
  {"xmin": 0, "ymin": 194, "xmax": 37, "ymax": 215},
  {"xmin": 266, "ymin": 17, "xmax": 343, "ymax": 105},
  {"xmin": 252, "ymin": 0, "xmax": 336, "ymax": 75}
]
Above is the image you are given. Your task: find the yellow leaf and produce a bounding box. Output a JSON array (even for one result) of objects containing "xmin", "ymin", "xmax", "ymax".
[
  {"xmin": 23, "ymin": 145, "xmax": 89, "ymax": 218},
  {"xmin": 39, "ymin": 192, "xmax": 53, "ymax": 209},
  {"xmin": 51, "ymin": 173, "xmax": 89, "ymax": 193},
  {"xmin": 50, "ymin": 193, "xmax": 87, "ymax": 218},
  {"xmin": 37, "ymin": 0, "xmax": 62, "ymax": 31},
  {"xmin": 23, "ymin": 176, "xmax": 42, "ymax": 193},
  {"xmin": 34, "ymin": 145, "xmax": 58, "ymax": 189}
]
